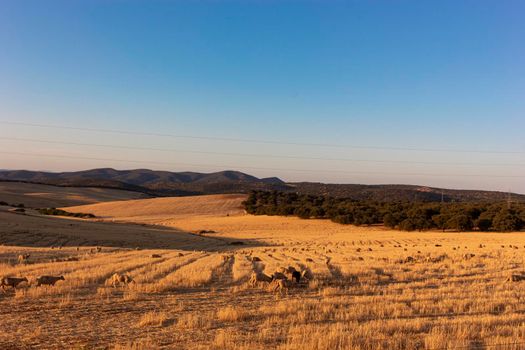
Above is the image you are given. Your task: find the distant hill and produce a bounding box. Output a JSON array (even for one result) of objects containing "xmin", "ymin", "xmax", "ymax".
[
  {"xmin": 0, "ymin": 168, "xmax": 523, "ymax": 203},
  {"xmin": 289, "ymin": 182, "xmax": 525, "ymax": 203},
  {"xmin": 0, "ymin": 168, "xmax": 289, "ymax": 197}
]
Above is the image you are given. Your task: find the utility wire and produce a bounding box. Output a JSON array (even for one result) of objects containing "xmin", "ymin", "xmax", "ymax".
[
  {"xmin": 2, "ymin": 120, "xmax": 524, "ymax": 155},
  {"xmin": 1, "ymin": 136, "xmax": 524, "ymax": 168},
  {"xmin": 1, "ymin": 151, "xmax": 524, "ymax": 179}
]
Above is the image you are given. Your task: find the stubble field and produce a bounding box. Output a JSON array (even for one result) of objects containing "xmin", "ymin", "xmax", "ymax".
[{"xmin": 1, "ymin": 191, "xmax": 525, "ymax": 349}]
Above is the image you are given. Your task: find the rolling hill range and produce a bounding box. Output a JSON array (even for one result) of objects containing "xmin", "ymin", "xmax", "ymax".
[
  {"xmin": 0, "ymin": 169, "xmax": 288, "ymax": 197},
  {"xmin": 1, "ymin": 168, "xmax": 523, "ymax": 203}
]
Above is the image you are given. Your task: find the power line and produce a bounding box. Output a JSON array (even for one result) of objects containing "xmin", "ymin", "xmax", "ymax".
[
  {"xmin": 2, "ymin": 136, "xmax": 524, "ymax": 168},
  {"xmin": 2, "ymin": 120, "xmax": 524, "ymax": 155},
  {"xmin": 1, "ymin": 150, "xmax": 524, "ymax": 179}
]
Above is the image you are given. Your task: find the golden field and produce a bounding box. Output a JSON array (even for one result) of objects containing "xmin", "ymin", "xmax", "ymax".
[
  {"xmin": 0, "ymin": 182, "xmax": 149, "ymax": 208},
  {"xmin": 1, "ymin": 189, "xmax": 525, "ymax": 349}
]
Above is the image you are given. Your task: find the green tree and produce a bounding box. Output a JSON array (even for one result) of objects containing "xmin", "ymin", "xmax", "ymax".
[
  {"xmin": 446, "ymin": 214, "xmax": 473, "ymax": 232},
  {"xmin": 492, "ymin": 209, "xmax": 523, "ymax": 232}
]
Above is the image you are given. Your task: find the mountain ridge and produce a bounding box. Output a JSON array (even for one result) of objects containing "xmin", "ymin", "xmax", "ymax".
[{"xmin": 0, "ymin": 168, "xmax": 523, "ymax": 203}]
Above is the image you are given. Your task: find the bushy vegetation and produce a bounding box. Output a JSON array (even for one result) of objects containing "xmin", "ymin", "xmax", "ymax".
[
  {"xmin": 37, "ymin": 208, "xmax": 96, "ymax": 219},
  {"xmin": 243, "ymin": 191, "xmax": 525, "ymax": 232}
]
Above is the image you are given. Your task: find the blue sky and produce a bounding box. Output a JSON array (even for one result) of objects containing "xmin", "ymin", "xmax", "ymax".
[{"xmin": 1, "ymin": 1, "xmax": 524, "ymax": 192}]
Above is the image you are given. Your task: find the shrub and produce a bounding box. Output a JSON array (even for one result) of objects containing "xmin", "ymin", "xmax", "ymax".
[{"xmin": 37, "ymin": 208, "xmax": 96, "ymax": 219}]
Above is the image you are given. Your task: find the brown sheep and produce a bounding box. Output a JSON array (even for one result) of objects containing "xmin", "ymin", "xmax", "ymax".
[
  {"xmin": 111, "ymin": 273, "xmax": 134, "ymax": 287},
  {"xmin": 269, "ymin": 278, "xmax": 290, "ymax": 293},
  {"xmin": 36, "ymin": 276, "xmax": 65, "ymax": 287},
  {"xmin": 1, "ymin": 277, "xmax": 28, "ymax": 291},
  {"xmin": 285, "ymin": 266, "xmax": 297, "ymax": 274},
  {"xmin": 300, "ymin": 269, "xmax": 314, "ymax": 281},
  {"xmin": 508, "ymin": 274, "xmax": 525, "ymax": 282},
  {"xmin": 272, "ymin": 272, "xmax": 288, "ymax": 280},
  {"xmin": 17, "ymin": 254, "xmax": 30, "ymax": 264},
  {"xmin": 249, "ymin": 272, "xmax": 273, "ymax": 287},
  {"xmin": 291, "ymin": 270, "xmax": 301, "ymax": 283}
]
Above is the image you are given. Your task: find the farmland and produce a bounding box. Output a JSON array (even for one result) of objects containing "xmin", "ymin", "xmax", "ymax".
[{"xmin": 1, "ymin": 192, "xmax": 525, "ymax": 349}]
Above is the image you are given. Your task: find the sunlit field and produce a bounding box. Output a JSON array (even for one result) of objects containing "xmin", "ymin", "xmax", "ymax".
[{"xmin": 2, "ymin": 194, "xmax": 525, "ymax": 349}]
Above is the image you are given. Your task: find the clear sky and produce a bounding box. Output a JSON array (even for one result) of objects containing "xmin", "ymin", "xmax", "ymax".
[{"xmin": 1, "ymin": 0, "xmax": 524, "ymax": 192}]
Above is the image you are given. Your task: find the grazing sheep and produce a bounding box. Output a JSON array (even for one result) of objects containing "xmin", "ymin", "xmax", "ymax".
[
  {"xmin": 291, "ymin": 270, "xmax": 301, "ymax": 283},
  {"xmin": 286, "ymin": 266, "xmax": 297, "ymax": 274},
  {"xmin": 1, "ymin": 277, "xmax": 28, "ymax": 291},
  {"xmin": 404, "ymin": 256, "xmax": 415, "ymax": 263},
  {"xmin": 300, "ymin": 269, "xmax": 314, "ymax": 281},
  {"xmin": 17, "ymin": 254, "xmax": 30, "ymax": 264},
  {"xmin": 270, "ymin": 278, "xmax": 290, "ymax": 293},
  {"xmin": 151, "ymin": 254, "xmax": 162, "ymax": 258},
  {"xmin": 177, "ymin": 252, "xmax": 184, "ymax": 257},
  {"xmin": 508, "ymin": 274, "xmax": 525, "ymax": 282},
  {"xmin": 306, "ymin": 258, "xmax": 314, "ymax": 263},
  {"xmin": 111, "ymin": 273, "xmax": 134, "ymax": 287},
  {"xmin": 272, "ymin": 272, "xmax": 288, "ymax": 280},
  {"xmin": 249, "ymin": 272, "xmax": 273, "ymax": 287},
  {"xmin": 36, "ymin": 276, "xmax": 65, "ymax": 287}
]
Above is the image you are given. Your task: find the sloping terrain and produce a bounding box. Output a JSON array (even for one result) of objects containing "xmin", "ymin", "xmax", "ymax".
[
  {"xmin": 291, "ymin": 182, "xmax": 525, "ymax": 202},
  {"xmin": 0, "ymin": 207, "xmax": 234, "ymax": 249},
  {"xmin": 63, "ymin": 194, "xmax": 246, "ymax": 223},
  {"xmin": 0, "ymin": 181, "xmax": 150, "ymax": 208}
]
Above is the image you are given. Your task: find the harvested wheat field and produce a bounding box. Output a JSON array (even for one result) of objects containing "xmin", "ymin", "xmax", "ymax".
[
  {"xmin": 64, "ymin": 194, "xmax": 246, "ymax": 223},
  {"xmin": 1, "ymin": 195, "xmax": 525, "ymax": 349},
  {"xmin": 0, "ymin": 182, "xmax": 150, "ymax": 208}
]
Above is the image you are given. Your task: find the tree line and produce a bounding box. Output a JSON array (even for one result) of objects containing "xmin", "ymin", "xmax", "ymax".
[{"xmin": 243, "ymin": 191, "xmax": 525, "ymax": 232}]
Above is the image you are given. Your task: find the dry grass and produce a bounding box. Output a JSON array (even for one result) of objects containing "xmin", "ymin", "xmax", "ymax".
[
  {"xmin": 0, "ymin": 181, "xmax": 148, "ymax": 208},
  {"xmin": 2, "ymin": 194, "xmax": 525, "ymax": 349},
  {"xmin": 136, "ymin": 311, "xmax": 169, "ymax": 327},
  {"xmin": 64, "ymin": 193, "xmax": 246, "ymax": 223}
]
